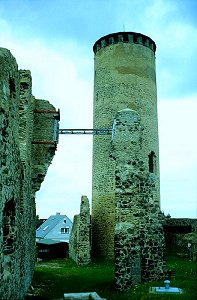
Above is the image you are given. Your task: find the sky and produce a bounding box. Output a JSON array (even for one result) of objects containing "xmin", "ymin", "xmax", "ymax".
[{"xmin": 0, "ymin": 0, "xmax": 196, "ymax": 219}]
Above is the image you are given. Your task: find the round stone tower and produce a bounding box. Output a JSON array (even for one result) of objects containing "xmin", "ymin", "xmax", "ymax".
[{"xmin": 92, "ymin": 32, "xmax": 160, "ymax": 259}]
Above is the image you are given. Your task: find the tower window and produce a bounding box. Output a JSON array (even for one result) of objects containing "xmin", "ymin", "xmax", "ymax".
[{"xmin": 148, "ymin": 151, "xmax": 156, "ymax": 173}]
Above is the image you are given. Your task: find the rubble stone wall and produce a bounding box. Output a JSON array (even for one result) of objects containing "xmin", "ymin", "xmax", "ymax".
[
  {"xmin": 69, "ymin": 196, "xmax": 91, "ymax": 265},
  {"xmin": 115, "ymin": 223, "xmax": 141, "ymax": 289},
  {"xmin": 113, "ymin": 109, "xmax": 166, "ymax": 290},
  {"xmin": 0, "ymin": 48, "xmax": 58, "ymax": 299}
]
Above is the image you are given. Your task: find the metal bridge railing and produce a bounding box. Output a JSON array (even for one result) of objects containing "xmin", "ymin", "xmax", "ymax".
[{"xmin": 58, "ymin": 129, "xmax": 112, "ymax": 135}]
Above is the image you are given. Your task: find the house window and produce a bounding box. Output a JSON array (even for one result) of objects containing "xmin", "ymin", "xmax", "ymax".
[
  {"xmin": 61, "ymin": 227, "xmax": 69, "ymax": 234},
  {"xmin": 148, "ymin": 151, "xmax": 156, "ymax": 173},
  {"xmin": 63, "ymin": 219, "xmax": 67, "ymax": 223}
]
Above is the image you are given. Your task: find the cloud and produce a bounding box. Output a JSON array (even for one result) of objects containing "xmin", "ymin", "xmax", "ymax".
[
  {"xmin": 145, "ymin": 0, "xmax": 176, "ymax": 20},
  {"xmin": 0, "ymin": 17, "xmax": 93, "ymax": 218},
  {"xmin": 36, "ymin": 135, "xmax": 93, "ymax": 219},
  {"xmin": 116, "ymin": 0, "xmax": 197, "ymax": 98},
  {"xmin": 136, "ymin": 0, "xmax": 197, "ymax": 99},
  {"xmin": 158, "ymin": 97, "xmax": 197, "ymax": 174},
  {"xmin": 158, "ymin": 97, "xmax": 197, "ymax": 217},
  {"xmin": 160, "ymin": 176, "xmax": 196, "ymax": 218},
  {"xmin": 0, "ymin": 1, "xmax": 196, "ymax": 219},
  {"xmin": 0, "ymin": 20, "xmax": 94, "ymax": 127},
  {"xmin": 156, "ymin": 21, "xmax": 197, "ymax": 98}
]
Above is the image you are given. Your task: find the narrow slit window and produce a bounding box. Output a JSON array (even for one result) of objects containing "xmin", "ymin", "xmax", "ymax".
[
  {"xmin": 149, "ymin": 151, "xmax": 156, "ymax": 173},
  {"xmin": 9, "ymin": 77, "xmax": 16, "ymax": 94}
]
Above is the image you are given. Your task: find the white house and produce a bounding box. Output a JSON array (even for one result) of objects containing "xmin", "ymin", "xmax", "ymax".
[{"xmin": 36, "ymin": 212, "xmax": 73, "ymax": 243}]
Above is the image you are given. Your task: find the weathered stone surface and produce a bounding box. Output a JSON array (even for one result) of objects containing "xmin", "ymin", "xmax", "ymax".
[
  {"xmin": 113, "ymin": 109, "xmax": 166, "ymax": 290},
  {"xmin": 0, "ymin": 48, "xmax": 58, "ymax": 299},
  {"xmin": 92, "ymin": 32, "xmax": 160, "ymax": 259},
  {"xmin": 31, "ymin": 97, "xmax": 58, "ymax": 192},
  {"xmin": 115, "ymin": 222, "xmax": 141, "ymax": 290},
  {"xmin": 69, "ymin": 195, "xmax": 91, "ymax": 265}
]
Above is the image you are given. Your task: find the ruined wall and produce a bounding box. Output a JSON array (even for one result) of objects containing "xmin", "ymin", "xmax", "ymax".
[
  {"xmin": 165, "ymin": 218, "xmax": 197, "ymax": 231},
  {"xmin": 92, "ymin": 32, "xmax": 160, "ymax": 259},
  {"xmin": 164, "ymin": 218, "xmax": 197, "ymax": 245},
  {"xmin": 164, "ymin": 218, "xmax": 197, "ymax": 261},
  {"xmin": 113, "ymin": 109, "xmax": 166, "ymax": 290},
  {"xmin": 31, "ymin": 99, "xmax": 59, "ymax": 192},
  {"xmin": 0, "ymin": 48, "xmax": 58, "ymax": 299},
  {"xmin": 69, "ymin": 196, "xmax": 91, "ymax": 265}
]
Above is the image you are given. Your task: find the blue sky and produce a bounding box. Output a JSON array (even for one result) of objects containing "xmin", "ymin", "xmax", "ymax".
[{"xmin": 0, "ymin": 0, "xmax": 196, "ymax": 219}]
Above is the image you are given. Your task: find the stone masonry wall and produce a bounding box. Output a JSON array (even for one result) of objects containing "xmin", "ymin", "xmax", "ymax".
[
  {"xmin": 164, "ymin": 218, "xmax": 197, "ymax": 261},
  {"xmin": 113, "ymin": 109, "xmax": 166, "ymax": 290},
  {"xmin": 69, "ymin": 195, "xmax": 91, "ymax": 265},
  {"xmin": 0, "ymin": 48, "xmax": 58, "ymax": 299},
  {"xmin": 92, "ymin": 32, "xmax": 160, "ymax": 259},
  {"xmin": 31, "ymin": 98, "xmax": 59, "ymax": 192}
]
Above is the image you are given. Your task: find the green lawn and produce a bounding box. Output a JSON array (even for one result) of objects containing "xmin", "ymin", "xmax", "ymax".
[{"xmin": 27, "ymin": 246, "xmax": 197, "ymax": 300}]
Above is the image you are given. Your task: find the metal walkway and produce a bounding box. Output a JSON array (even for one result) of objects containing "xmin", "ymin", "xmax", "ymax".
[{"xmin": 58, "ymin": 128, "xmax": 112, "ymax": 135}]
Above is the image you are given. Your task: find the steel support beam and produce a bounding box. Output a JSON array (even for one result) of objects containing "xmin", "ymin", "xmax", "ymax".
[{"xmin": 58, "ymin": 129, "xmax": 112, "ymax": 135}]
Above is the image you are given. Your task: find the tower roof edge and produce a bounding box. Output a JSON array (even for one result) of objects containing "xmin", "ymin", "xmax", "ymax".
[{"xmin": 93, "ymin": 32, "xmax": 156, "ymax": 55}]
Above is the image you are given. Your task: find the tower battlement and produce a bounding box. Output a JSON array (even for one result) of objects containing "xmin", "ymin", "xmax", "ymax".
[{"xmin": 93, "ymin": 32, "xmax": 156, "ymax": 54}]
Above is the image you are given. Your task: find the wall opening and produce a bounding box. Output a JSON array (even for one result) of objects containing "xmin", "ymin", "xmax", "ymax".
[
  {"xmin": 163, "ymin": 225, "xmax": 192, "ymax": 234},
  {"xmin": 9, "ymin": 77, "xmax": 16, "ymax": 95},
  {"xmin": 20, "ymin": 82, "xmax": 29, "ymax": 90},
  {"xmin": 148, "ymin": 151, "xmax": 156, "ymax": 173},
  {"xmin": 2, "ymin": 199, "xmax": 16, "ymax": 254}
]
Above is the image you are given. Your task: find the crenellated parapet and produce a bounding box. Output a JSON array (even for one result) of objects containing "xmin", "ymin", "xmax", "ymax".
[{"xmin": 93, "ymin": 32, "xmax": 156, "ymax": 54}]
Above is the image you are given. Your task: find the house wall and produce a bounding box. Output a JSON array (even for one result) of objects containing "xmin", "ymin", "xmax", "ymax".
[
  {"xmin": 92, "ymin": 32, "xmax": 160, "ymax": 259},
  {"xmin": 44, "ymin": 216, "xmax": 72, "ymax": 241},
  {"xmin": 0, "ymin": 48, "xmax": 58, "ymax": 299}
]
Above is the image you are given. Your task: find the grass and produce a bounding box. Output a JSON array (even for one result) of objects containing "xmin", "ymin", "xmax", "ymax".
[{"xmin": 27, "ymin": 246, "xmax": 197, "ymax": 300}]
